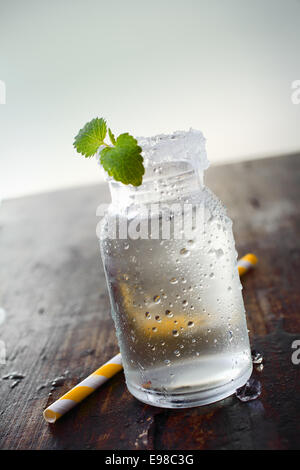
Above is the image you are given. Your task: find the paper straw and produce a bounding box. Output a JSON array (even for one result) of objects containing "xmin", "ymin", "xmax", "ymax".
[
  {"xmin": 237, "ymin": 253, "xmax": 258, "ymax": 276},
  {"xmin": 43, "ymin": 254, "xmax": 258, "ymax": 423},
  {"xmin": 43, "ymin": 353, "xmax": 122, "ymax": 423}
]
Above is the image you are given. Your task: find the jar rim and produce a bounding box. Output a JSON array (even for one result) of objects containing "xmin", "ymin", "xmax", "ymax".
[{"xmin": 137, "ymin": 128, "xmax": 209, "ymax": 173}]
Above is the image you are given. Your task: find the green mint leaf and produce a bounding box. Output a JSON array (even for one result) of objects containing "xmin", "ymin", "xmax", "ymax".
[
  {"xmin": 73, "ymin": 117, "xmax": 107, "ymax": 157},
  {"xmin": 74, "ymin": 118, "xmax": 145, "ymax": 186},
  {"xmin": 100, "ymin": 133, "xmax": 144, "ymax": 186},
  {"xmin": 108, "ymin": 128, "xmax": 116, "ymax": 145}
]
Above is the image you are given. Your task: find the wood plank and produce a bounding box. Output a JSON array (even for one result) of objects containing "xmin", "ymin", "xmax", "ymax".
[{"xmin": 0, "ymin": 154, "xmax": 299, "ymax": 449}]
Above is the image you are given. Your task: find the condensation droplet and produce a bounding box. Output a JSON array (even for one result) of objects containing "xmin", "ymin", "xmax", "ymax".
[
  {"xmin": 170, "ymin": 277, "xmax": 178, "ymax": 284},
  {"xmin": 153, "ymin": 295, "xmax": 161, "ymax": 304},
  {"xmin": 187, "ymin": 321, "xmax": 194, "ymax": 328},
  {"xmin": 172, "ymin": 330, "xmax": 179, "ymax": 337},
  {"xmin": 180, "ymin": 248, "xmax": 190, "ymax": 257}
]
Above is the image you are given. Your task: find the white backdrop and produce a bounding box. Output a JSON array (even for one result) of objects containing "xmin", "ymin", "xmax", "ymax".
[{"xmin": 1, "ymin": 0, "xmax": 300, "ymax": 200}]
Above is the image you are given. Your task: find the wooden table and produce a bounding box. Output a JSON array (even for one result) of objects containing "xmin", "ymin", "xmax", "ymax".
[{"xmin": 0, "ymin": 155, "xmax": 299, "ymax": 450}]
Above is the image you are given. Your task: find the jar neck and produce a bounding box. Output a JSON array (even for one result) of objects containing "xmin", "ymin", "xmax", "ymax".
[{"xmin": 109, "ymin": 168, "xmax": 203, "ymax": 206}]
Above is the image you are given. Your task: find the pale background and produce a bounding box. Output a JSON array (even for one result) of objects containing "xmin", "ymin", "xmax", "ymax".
[{"xmin": 0, "ymin": 0, "xmax": 300, "ymax": 200}]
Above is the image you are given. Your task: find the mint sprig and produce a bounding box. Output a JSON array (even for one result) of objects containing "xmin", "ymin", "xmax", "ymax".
[{"xmin": 73, "ymin": 118, "xmax": 144, "ymax": 187}]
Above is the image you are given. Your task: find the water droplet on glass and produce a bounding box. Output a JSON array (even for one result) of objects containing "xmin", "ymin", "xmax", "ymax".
[
  {"xmin": 153, "ymin": 295, "xmax": 161, "ymax": 304},
  {"xmin": 155, "ymin": 315, "xmax": 161, "ymax": 322},
  {"xmin": 145, "ymin": 312, "xmax": 151, "ymax": 319},
  {"xmin": 165, "ymin": 310, "xmax": 173, "ymax": 318},
  {"xmin": 174, "ymin": 350, "xmax": 180, "ymax": 357},
  {"xmin": 172, "ymin": 330, "xmax": 179, "ymax": 337},
  {"xmin": 170, "ymin": 277, "xmax": 178, "ymax": 284},
  {"xmin": 209, "ymin": 273, "xmax": 215, "ymax": 279},
  {"xmin": 152, "ymin": 327, "xmax": 157, "ymax": 332},
  {"xmin": 182, "ymin": 300, "xmax": 188, "ymax": 307},
  {"xmin": 187, "ymin": 321, "xmax": 194, "ymax": 328},
  {"xmin": 180, "ymin": 248, "xmax": 190, "ymax": 257}
]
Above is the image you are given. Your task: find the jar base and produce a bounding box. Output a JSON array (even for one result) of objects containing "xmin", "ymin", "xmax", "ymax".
[{"xmin": 127, "ymin": 364, "xmax": 253, "ymax": 409}]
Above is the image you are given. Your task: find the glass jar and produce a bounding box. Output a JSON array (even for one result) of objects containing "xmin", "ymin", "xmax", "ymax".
[{"xmin": 98, "ymin": 130, "xmax": 252, "ymax": 408}]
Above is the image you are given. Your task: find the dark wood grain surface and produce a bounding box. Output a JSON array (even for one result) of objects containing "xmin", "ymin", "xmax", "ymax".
[{"xmin": 0, "ymin": 154, "xmax": 299, "ymax": 450}]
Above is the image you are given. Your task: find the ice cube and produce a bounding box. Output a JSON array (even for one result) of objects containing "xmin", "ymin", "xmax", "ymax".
[{"xmin": 236, "ymin": 377, "xmax": 262, "ymax": 402}]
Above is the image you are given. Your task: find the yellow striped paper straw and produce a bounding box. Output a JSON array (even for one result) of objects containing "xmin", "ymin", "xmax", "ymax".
[
  {"xmin": 43, "ymin": 254, "xmax": 258, "ymax": 423},
  {"xmin": 237, "ymin": 253, "xmax": 258, "ymax": 276},
  {"xmin": 43, "ymin": 353, "xmax": 122, "ymax": 423}
]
